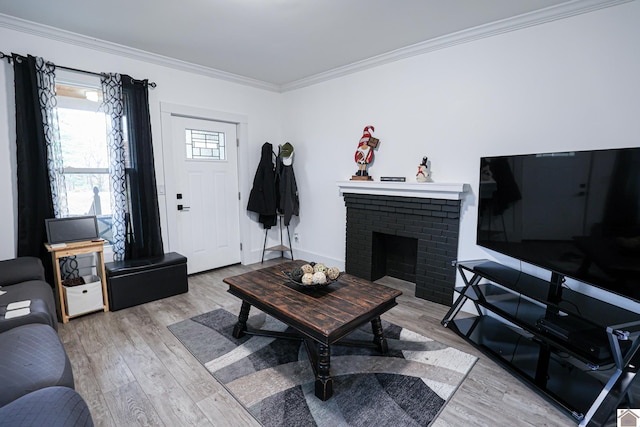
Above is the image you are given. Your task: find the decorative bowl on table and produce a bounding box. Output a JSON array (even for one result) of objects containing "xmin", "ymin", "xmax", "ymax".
[{"xmin": 282, "ymin": 262, "xmax": 341, "ymax": 288}]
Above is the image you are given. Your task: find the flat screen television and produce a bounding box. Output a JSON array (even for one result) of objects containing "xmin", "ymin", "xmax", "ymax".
[
  {"xmin": 477, "ymin": 147, "xmax": 640, "ymax": 303},
  {"xmin": 45, "ymin": 215, "xmax": 99, "ymax": 244}
]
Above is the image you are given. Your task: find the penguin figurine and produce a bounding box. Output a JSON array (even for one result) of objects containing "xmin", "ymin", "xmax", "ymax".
[{"xmin": 416, "ymin": 156, "xmax": 431, "ymax": 182}]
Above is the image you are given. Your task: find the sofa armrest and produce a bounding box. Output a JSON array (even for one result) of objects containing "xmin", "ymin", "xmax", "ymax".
[{"xmin": 0, "ymin": 257, "xmax": 46, "ymax": 287}]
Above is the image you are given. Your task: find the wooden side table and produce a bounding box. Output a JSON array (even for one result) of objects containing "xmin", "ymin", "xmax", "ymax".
[{"xmin": 45, "ymin": 240, "xmax": 110, "ymax": 323}]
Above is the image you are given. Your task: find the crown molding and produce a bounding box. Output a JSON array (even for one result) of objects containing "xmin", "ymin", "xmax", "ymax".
[
  {"xmin": 0, "ymin": 13, "xmax": 280, "ymax": 92},
  {"xmin": 281, "ymin": 0, "xmax": 633, "ymax": 92},
  {"xmin": 0, "ymin": 0, "xmax": 633, "ymax": 93}
]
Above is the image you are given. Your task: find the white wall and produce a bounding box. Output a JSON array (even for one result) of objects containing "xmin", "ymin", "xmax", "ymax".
[
  {"xmin": 0, "ymin": 26, "xmax": 282, "ymax": 262},
  {"xmin": 281, "ymin": 2, "xmax": 640, "ymax": 308},
  {"xmin": 2, "ymin": 2, "xmax": 639, "ymax": 311}
]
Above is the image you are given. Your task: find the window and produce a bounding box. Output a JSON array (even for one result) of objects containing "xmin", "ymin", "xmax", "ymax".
[
  {"xmin": 185, "ymin": 128, "xmax": 226, "ymax": 160},
  {"xmin": 56, "ymin": 76, "xmax": 115, "ymax": 243}
]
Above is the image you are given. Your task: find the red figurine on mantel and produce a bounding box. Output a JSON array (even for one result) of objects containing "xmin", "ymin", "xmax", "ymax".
[{"xmin": 351, "ymin": 125, "xmax": 380, "ymax": 181}]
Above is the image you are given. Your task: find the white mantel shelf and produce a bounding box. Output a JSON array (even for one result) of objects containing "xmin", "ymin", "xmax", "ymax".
[{"xmin": 337, "ymin": 181, "xmax": 468, "ymax": 200}]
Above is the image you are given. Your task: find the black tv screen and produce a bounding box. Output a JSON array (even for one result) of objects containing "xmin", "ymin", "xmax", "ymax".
[
  {"xmin": 477, "ymin": 147, "xmax": 640, "ymax": 302},
  {"xmin": 45, "ymin": 215, "xmax": 99, "ymax": 244}
]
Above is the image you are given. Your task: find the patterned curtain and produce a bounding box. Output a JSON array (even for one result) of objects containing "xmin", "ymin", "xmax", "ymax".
[
  {"xmin": 36, "ymin": 58, "xmax": 79, "ymax": 278},
  {"xmin": 100, "ymin": 74, "xmax": 128, "ymax": 261},
  {"xmin": 35, "ymin": 57, "xmax": 68, "ymax": 217}
]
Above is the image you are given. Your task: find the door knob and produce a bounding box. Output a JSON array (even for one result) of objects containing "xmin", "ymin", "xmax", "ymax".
[{"xmin": 177, "ymin": 204, "xmax": 190, "ymax": 211}]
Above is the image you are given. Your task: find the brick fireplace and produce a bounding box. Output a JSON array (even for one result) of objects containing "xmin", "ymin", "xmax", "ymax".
[{"xmin": 338, "ymin": 181, "xmax": 466, "ymax": 306}]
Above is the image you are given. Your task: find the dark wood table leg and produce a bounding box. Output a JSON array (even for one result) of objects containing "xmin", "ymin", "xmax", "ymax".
[
  {"xmin": 314, "ymin": 343, "xmax": 333, "ymax": 400},
  {"xmin": 371, "ymin": 316, "xmax": 389, "ymax": 353},
  {"xmin": 232, "ymin": 301, "xmax": 251, "ymax": 338}
]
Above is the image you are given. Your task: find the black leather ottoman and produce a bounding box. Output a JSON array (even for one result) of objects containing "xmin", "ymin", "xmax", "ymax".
[{"xmin": 105, "ymin": 252, "xmax": 188, "ymax": 311}]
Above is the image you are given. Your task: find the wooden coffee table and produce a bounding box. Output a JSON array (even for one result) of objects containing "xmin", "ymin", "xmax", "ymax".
[{"xmin": 223, "ymin": 260, "xmax": 402, "ymax": 401}]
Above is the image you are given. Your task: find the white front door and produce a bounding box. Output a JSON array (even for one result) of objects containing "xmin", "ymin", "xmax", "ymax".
[{"xmin": 171, "ymin": 116, "xmax": 241, "ymax": 274}]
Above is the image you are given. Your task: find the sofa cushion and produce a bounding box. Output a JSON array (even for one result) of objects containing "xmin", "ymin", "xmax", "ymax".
[
  {"xmin": 0, "ymin": 386, "xmax": 93, "ymax": 427},
  {"xmin": 0, "ymin": 324, "xmax": 74, "ymax": 406},
  {"xmin": 0, "ymin": 280, "xmax": 58, "ymax": 331},
  {"xmin": 0, "ymin": 299, "xmax": 55, "ymax": 334},
  {"xmin": 0, "ymin": 257, "xmax": 46, "ymax": 286}
]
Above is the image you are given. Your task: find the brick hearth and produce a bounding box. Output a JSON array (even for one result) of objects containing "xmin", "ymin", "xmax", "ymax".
[{"xmin": 342, "ymin": 193, "xmax": 461, "ymax": 305}]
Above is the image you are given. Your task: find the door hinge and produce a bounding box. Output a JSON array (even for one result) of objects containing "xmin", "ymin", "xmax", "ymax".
[
  {"xmin": 236, "ymin": 138, "xmax": 239, "ymax": 147},
  {"xmin": 240, "ymin": 243, "xmax": 243, "ymax": 251},
  {"xmin": 238, "ymin": 192, "xmax": 241, "ymax": 200}
]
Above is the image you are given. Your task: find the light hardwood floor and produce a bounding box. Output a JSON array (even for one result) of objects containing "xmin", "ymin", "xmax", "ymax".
[{"xmin": 58, "ymin": 259, "xmax": 613, "ymax": 426}]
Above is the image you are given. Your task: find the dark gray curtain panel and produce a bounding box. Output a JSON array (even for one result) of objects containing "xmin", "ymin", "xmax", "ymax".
[
  {"xmin": 121, "ymin": 76, "xmax": 164, "ymax": 259},
  {"xmin": 13, "ymin": 56, "xmax": 56, "ymax": 251},
  {"xmin": 13, "ymin": 54, "xmax": 55, "ymax": 281}
]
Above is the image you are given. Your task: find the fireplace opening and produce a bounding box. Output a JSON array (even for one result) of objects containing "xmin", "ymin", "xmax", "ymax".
[{"xmin": 371, "ymin": 233, "xmax": 418, "ymax": 283}]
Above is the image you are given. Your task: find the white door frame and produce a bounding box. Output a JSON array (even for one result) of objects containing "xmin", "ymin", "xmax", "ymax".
[{"xmin": 160, "ymin": 102, "xmax": 250, "ymax": 266}]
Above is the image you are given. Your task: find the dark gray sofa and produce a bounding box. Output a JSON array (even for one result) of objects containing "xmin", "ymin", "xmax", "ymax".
[
  {"xmin": 0, "ymin": 386, "xmax": 93, "ymax": 427},
  {"xmin": 0, "ymin": 256, "xmax": 57, "ymax": 332},
  {"xmin": 0, "ymin": 323, "xmax": 74, "ymax": 406},
  {"xmin": 0, "ymin": 256, "xmax": 94, "ymax": 426}
]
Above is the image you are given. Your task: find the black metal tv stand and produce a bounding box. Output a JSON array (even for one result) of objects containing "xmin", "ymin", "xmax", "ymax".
[{"xmin": 442, "ymin": 260, "xmax": 640, "ymax": 426}]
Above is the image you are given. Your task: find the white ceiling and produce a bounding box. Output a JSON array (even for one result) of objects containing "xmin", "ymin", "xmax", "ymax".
[{"xmin": 0, "ymin": 0, "xmax": 624, "ymax": 90}]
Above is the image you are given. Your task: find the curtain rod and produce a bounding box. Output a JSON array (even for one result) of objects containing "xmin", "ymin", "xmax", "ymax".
[{"xmin": 0, "ymin": 51, "xmax": 157, "ymax": 88}]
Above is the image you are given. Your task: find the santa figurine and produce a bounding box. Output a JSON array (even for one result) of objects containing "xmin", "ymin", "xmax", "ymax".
[{"xmin": 353, "ymin": 125, "xmax": 379, "ymax": 179}]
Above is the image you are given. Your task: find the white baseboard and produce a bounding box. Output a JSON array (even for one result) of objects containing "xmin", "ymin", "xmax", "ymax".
[{"xmin": 243, "ymin": 248, "xmax": 345, "ymax": 271}]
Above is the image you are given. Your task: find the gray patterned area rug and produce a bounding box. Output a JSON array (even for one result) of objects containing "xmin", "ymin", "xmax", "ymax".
[{"xmin": 168, "ymin": 308, "xmax": 476, "ymax": 427}]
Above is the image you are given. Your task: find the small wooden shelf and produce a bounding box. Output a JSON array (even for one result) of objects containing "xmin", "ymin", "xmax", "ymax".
[
  {"xmin": 261, "ymin": 214, "xmax": 294, "ymax": 262},
  {"xmin": 45, "ymin": 240, "xmax": 110, "ymax": 323},
  {"xmin": 265, "ymin": 244, "xmax": 291, "ymax": 252}
]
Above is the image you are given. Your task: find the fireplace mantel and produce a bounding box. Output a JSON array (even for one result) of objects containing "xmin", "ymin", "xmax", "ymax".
[{"xmin": 337, "ymin": 181, "xmax": 467, "ymax": 200}]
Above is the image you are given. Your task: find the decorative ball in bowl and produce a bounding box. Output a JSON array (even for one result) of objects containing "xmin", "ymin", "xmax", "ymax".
[{"xmin": 283, "ymin": 262, "xmax": 341, "ymax": 288}]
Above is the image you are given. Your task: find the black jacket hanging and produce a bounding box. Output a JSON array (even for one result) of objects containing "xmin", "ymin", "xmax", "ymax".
[
  {"xmin": 247, "ymin": 142, "xmax": 277, "ymax": 228},
  {"xmin": 278, "ymin": 161, "xmax": 299, "ymax": 226}
]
